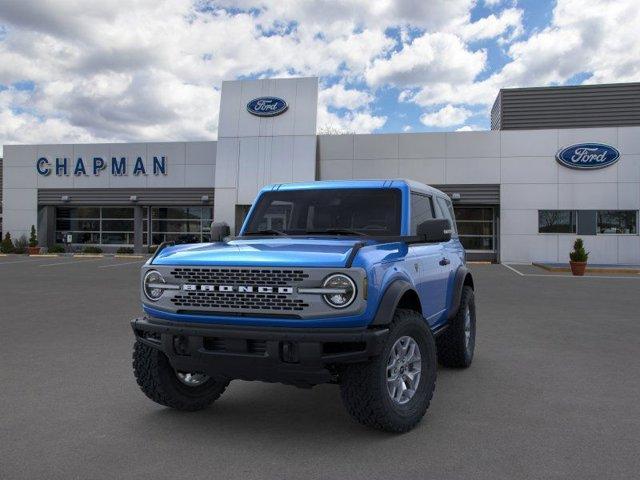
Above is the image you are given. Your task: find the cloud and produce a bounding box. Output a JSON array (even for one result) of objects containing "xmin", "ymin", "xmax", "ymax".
[
  {"xmin": 404, "ymin": 0, "xmax": 640, "ymax": 110},
  {"xmin": 366, "ymin": 32, "xmax": 486, "ymax": 88},
  {"xmin": 420, "ymin": 105, "xmax": 472, "ymax": 127},
  {"xmin": 317, "ymin": 107, "xmax": 387, "ymax": 134},
  {"xmin": 456, "ymin": 124, "xmax": 484, "ymax": 131},
  {"xmin": 458, "ymin": 7, "xmax": 523, "ymax": 42},
  {"xmin": 319, "ymin": 84, "xmax": 373, "ymax": 110}
]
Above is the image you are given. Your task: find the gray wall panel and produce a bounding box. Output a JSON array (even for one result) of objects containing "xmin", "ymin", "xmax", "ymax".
[
  {"xmin": 38, "ymin": 188, "xmax": 214, "ymax": 206},
  {"xmin": 492, "ymin": 83, "xmax": 640, "ymax": 130}
]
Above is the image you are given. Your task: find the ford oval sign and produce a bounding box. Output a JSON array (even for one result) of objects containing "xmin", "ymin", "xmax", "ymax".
[
  {"xmin": 247, "ymin": 97, "xmax": 288, "ymax": 117},
  {"xmin": 556, "ymin": 143, "xmax": 620, "ymax": 170}
]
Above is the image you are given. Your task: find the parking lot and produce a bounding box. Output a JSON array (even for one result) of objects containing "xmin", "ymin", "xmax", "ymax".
[{"xmin": 1, "ymin": 256, "xmax": 639, "ymax": 479}]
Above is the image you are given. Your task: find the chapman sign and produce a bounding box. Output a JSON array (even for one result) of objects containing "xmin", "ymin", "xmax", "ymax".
[
  {"xmin": 36, "ymin": 156, "xmax": 167, "ymax": 177},
  {"xmin": 246, "ymin": 97, "xmax": 288, "ymax": 117},
  {"xmin": 556, "ymin": 143, "xmax": 620, "ymax": 170}
]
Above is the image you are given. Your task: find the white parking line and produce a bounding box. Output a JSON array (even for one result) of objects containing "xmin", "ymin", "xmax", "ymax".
[
  {"xmin": 502, "ymin": 263, "xmax": 640, "ymax": 280},
  {"xmin": 0, "ymin": 258, "xmax": 53, "ymax": 266},
  {"xmin": 502, "ymin": 263, "xmax": 524, "ymax": 276},
  {"xmin": 39, "ymin": 258, "xmax": 106, "ymax": 267},
  {"xmin": 98, "ymin": 260, "xmax": 146, "ymax": 268}
]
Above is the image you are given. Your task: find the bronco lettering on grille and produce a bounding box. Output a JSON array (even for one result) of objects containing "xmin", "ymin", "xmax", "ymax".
[{"xmin": 182, "ymin": 285, "xmax": 294, "ymax": 294}]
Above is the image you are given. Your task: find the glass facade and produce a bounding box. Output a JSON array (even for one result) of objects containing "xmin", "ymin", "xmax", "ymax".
[
  {"xmin": 55, "ymin": 207, "xmax": 141, "ymax": 245},
  {"xmin": 454, "ymin": 207, "xmax": 495, "ymax": 251},
  {"xmin": 149, "ymin": 206, "xmax": 213, "ymax": 245},
  {"xmin": 55, "ymin": 206, "xmax": 213, "ymax": 246}
]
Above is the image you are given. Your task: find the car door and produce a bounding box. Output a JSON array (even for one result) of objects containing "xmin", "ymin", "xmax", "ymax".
[
  {"xmin": 407, "ymin": 192, "xmax": 448, "ymax": 324},
  {"xmin": 435, "ymin": 196, "xmax": 464, "ymax": 315}
]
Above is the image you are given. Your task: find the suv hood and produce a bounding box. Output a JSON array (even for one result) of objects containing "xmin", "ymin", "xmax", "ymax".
[{"xmin": 151, "ymin": 238, "xmax": 363, "ymax": 268}]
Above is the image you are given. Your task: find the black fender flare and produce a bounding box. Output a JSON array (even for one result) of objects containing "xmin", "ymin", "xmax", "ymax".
[
  {"xmin": 448, "ymin": 266, "xmax": 474, "ymax": 320},
  {"xmin": 371, "ymin": 279, "xmax": 415, "ymax": 326}
]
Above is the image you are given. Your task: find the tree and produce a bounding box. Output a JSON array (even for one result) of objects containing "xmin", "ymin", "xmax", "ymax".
[
  {"xmin": 1, "ymin": 232, "xmax": 15, "ymax": 253},
  {"xmin": 317, "ymin": 124, "xmax": 355, "ymax": 135},
  {"xmin": 29, "ymin": 225, "xmax": 38, "ymax": 247}
]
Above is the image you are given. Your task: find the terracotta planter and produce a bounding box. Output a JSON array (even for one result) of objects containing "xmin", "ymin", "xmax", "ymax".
[
  {"xmin": 569, "ymin": 261, "xmax": 587, "ymax": 276},
  {"xmin": 27, "ymin": 246, "xmax": 41, "ymax": 255}
]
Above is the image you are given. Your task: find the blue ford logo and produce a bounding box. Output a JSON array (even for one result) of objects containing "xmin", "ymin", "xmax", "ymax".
[
  {"xmin": 247, "ymin": 97, "xmax": 288, "ymax": 117},
  {"xmin": 556, "ymin": 143, "xmax": 620, "ymax": 170}
]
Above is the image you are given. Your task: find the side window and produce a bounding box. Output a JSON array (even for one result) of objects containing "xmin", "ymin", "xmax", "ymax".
[
  {"xmin": 436, "ymin": 197, "xmax": 457, "ymax": 235},
  {"xmin": 410, "ymin": 193, "xmax": 434, "ymax": 234}
]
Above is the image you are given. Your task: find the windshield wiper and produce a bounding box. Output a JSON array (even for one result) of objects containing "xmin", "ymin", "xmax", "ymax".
[
  {"xmin": 305, "ymin": 228, "xmax": 367, "ymax": 236},
  {"xmin": 244, "ymin": 229, "xmax": 287, "ymax": 236}
]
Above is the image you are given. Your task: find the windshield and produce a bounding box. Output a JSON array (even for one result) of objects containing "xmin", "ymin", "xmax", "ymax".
[{"xmin": 243, "ymin": 188, "xmax": 402, "ymax": 236}]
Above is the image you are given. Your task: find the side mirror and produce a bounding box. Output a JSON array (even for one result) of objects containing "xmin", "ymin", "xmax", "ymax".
[
  {"xmin": 210, "ymin": 222, "xmax": 230, "ymax": 242},
  {"xmin": 417, "ymin": 219, "xmax": 452, "ymax": 243}
]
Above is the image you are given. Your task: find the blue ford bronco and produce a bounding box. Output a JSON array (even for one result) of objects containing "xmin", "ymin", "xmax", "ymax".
[{"xmin": 131, "ymin": 179, "xmax": 476, "ymax": 432}]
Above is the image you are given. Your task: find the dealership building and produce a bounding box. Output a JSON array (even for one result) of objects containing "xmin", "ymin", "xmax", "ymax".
[{"xmin": 1, "ymin": 78, "xmax": 639, "ymax": 264}]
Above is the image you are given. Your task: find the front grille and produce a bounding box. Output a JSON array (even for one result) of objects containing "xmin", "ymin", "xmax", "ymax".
[
  {"xmin": 171, "ymin": 291, "xmax": 309, "ymax": 311},
  {"xmin": 168, "ymin": 267, "xmax": 311, "ymax": 313},
  {"xmin": 170, "ymin": 267, "xmax": 309, "ymax": 286}
]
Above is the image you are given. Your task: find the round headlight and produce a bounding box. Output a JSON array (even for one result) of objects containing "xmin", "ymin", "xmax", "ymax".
[
  {"xmin": 322, "ymin": 274, "xmax": 356, "ymax": 309},
  {"xmin": 143, "ymin": 270, "xmax": 166, "ymax": 301}
]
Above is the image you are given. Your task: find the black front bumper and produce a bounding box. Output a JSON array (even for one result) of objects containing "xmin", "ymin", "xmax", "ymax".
[{"xmin": 131, "ymin": 317, "xmax": 389, "ymax": 387}]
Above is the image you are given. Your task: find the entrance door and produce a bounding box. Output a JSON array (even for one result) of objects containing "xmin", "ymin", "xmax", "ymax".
[{"xmin": 453, "ymin": 206, "xmax": 497, "ymax": 262}]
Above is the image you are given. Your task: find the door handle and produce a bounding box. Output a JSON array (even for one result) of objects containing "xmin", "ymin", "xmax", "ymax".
[{"xmin": 439, "ymin": 257, "xmax": 450, "ymax": 266}]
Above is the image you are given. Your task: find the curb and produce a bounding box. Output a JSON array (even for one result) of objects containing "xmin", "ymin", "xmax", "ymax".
[
  {"xmin": 533, "ymin": 262, "xmax": 640, "ymax": 275},
  {"xmin": 114, "ymin": 254, "xmax": 145, "ymax": 259},
  {"xmin": 73, "ymin": 254, "xmax": 105, "ymax": 258}
]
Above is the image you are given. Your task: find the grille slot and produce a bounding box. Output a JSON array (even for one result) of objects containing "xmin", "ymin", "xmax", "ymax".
[
  {"xmin": 171, "ymin": 291, "xmax": 309, "ymax": 311},
  {"xmin": 202, "ymin": 337, "xmax": 267, "ymax": 356},
  {"xmin": 170, "ymin": 268, "xmax": 309, "ymax": 286}
]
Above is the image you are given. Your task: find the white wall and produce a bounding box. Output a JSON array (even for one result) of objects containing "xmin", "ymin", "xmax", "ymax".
[
  {"xmin": 317, "ymin": 127, "xmax": 640, "ymax": 265},
  {"xmin": 214, "ymin": 77, "xmax": 318, "ymax": 231},
  {"xmin": 1, "ymin": 141, "xmax": 216, "ymax": 240}
]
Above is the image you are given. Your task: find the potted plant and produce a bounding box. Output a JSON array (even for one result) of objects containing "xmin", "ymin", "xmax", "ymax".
[
  {"xmin": 569, "ymin": 238, "xmax": 589, "ymax": 276},
  {"xmin": 28, "ymin": 225, "xmax": 40, "ymax": 255}
]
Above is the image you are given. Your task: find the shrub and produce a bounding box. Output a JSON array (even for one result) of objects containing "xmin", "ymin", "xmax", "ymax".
[
  {"xmin": 116, "ymin": 247, "xmax": 135, "ymax": 254},
  {"xmin": 29, "ymin": 225, "xmax": 38, "ymax": 247},
  {"xmin": 1, "ymin": 233, "xmax": 15, "ymax": 253},
  {"xmin": 148, "ymin": 245, "xmax": 158, "ymax": 254},
  {"xmin": 13, "ymin": 235, "xmax": 29, "ymax": 254},
  {"xmin": 82, "ymin": 246, "xmax": 103, "ymax": 254},
  {"xmin": 48, "ymin": 244, "xmax": 66, "ymax": 254},
  {"xmin": 569, "ymin": 238, "xmax": 589, "ymax": 262}
]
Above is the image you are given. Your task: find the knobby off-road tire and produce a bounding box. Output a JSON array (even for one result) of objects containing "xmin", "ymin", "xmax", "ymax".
[
  {"xmin": 437, "ymin": 286, "xmax": 476, "ymax": 368},
  {"xmin": 339, "ymin": 309, "xmax": 437, "ymax": 433},
  {"xmin": 133, "ymin": 340, "xmax": 229, "ymax": 411}
]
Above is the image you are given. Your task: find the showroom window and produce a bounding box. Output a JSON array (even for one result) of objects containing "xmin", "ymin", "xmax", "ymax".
[
  {"xmin": 149, "ymin": 206, "xmax": 214, "ymax": 245},
  {"xmin": 454, "ymin": 207, "xmax": 494, "ymax": 251},
  {"xmin": 597, "ymin": 210, "xmax": 638, "ymax": 234},
  {"xmin": 55, "ymin": 207, "xmax": 140, "ymax": 245},
  {"xmin": 538, "ymin": 210, "xmax": 577, "ymax": 233}
]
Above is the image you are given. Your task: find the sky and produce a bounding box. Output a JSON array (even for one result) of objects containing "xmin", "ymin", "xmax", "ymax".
[{"xmin": 0, "ymin": 0, "xmax": 639, "ymax": 154}]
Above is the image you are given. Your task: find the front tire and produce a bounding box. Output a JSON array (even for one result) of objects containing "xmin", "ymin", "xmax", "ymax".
[
  {"xmin": 437, "ymin": 286, "xmax": 476, "ymax": 368},
  {"xmin": 132, "ymin": 341, "xmax": 229, "ymax": 411},
  {"xmin": 339, "ymin": 309, "xmax": 437, "ymax": 433}
]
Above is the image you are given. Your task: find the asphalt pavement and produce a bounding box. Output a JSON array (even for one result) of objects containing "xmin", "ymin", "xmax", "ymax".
[{"xmin": 1, "ymin": 256, "xmax": 639, "ymax": 479}]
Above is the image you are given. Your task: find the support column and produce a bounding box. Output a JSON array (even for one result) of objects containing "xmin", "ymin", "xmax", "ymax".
[
  {"xmin": 37, "ymin": 206, "xmax": 56, "ymax": 248},
  {"xmin": 133, "ymin": 206, "xmax": 144, "ymax": 254}
]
